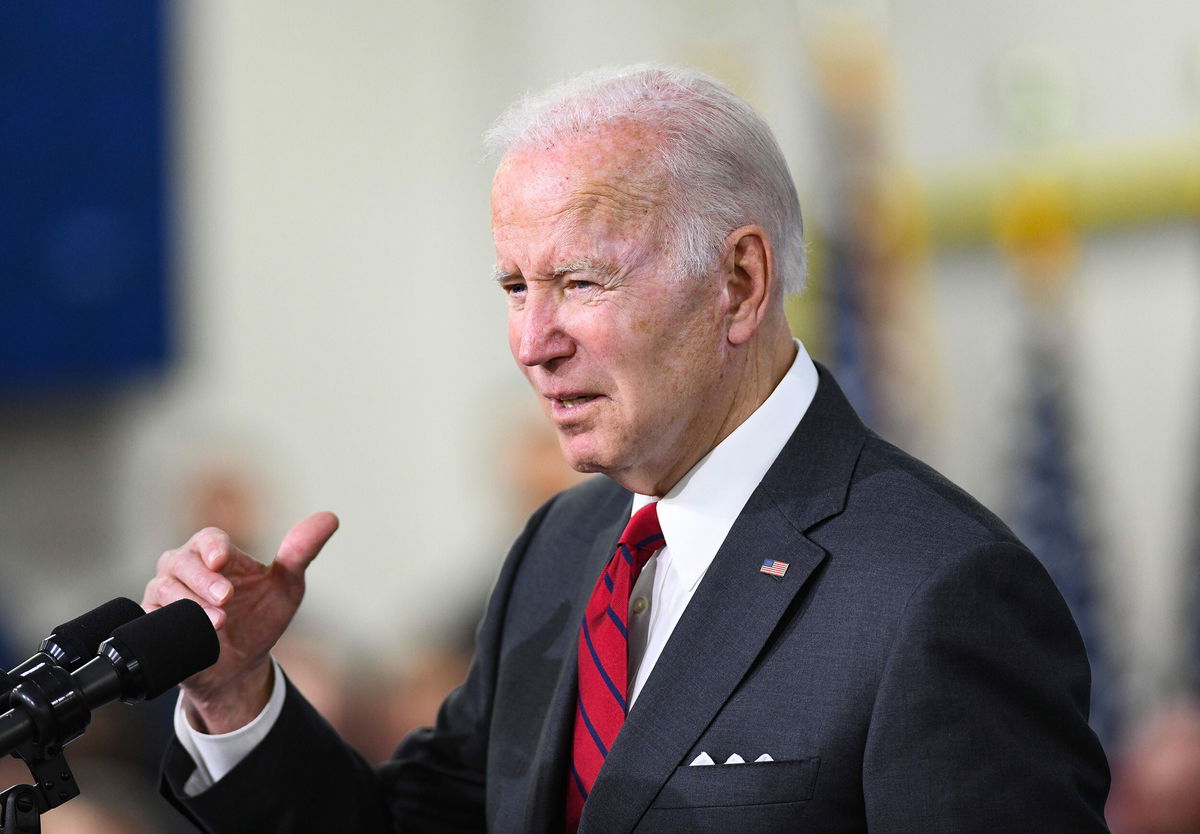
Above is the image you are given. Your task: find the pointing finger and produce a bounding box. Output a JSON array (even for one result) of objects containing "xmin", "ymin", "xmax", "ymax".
[{"xmin": 273, "ymin": 511, "xmax": 340, "ymax": 576}]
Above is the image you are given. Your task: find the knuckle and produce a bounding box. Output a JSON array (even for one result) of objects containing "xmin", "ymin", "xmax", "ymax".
[
  {"xmin": 147, "ymin": 578, "xmax": 172, "ymax": 606},
  {"xmin": 198, "ymin": 526, "xmax": 230, "ymax": 543},
  {"xmin": 191, "ymin": 528, "xmax": 233, "ymax": 562}
]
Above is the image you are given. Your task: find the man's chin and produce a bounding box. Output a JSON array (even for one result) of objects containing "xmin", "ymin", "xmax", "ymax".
[
  {"xmin": 558, "ymin": 441, "xmax": 613, "ymax": 477},
  {"xmin": 563, "ymin": 455, "xmax": 607, "ymax": 476},
  {"xmin": 561, "ymin": 450, "xmax": 652, "ymax": 494},
  {"xmin": 557, "ymin": 431, "xmax": 640, "ymax": 481}
]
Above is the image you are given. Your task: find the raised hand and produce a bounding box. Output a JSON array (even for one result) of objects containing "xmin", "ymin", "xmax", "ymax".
[{"xmin": 143, "ymin": 511, "xmax": 339, "ymax": 732}]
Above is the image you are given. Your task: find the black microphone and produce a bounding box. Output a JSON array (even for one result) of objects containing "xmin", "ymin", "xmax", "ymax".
[
  {"xmin": 0, "ymin": 597, "xmax": 145, "ymax": 711},
  {"xmin": 0, "ymin": 599, "xmax": 219, "ymax": 759}
]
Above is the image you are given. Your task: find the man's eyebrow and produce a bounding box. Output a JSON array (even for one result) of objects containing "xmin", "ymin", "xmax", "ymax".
[
  {"xmin": 551, "ymin": 259, "xmax": 619, "ymax": 279},
  {"xmin": 492, "ymin": 260, "xmax": 620, "ymax": 285},
  {"xmin": 492, "ymin": 267, "xmax": 520, "ymax": 285}
]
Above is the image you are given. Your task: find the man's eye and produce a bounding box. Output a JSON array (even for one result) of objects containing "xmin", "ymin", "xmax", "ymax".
[
  {"xmin": 568, "ymin": 279, "xmax": 597, "ymax": 291},
  {"xmin": 503, "ymin": 282, "xmax": 527, "ymax": 296}
]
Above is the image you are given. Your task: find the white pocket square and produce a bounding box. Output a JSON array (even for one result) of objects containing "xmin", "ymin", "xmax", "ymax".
[{"xmin": 688, "ymin": 751, "xmax": 775, "ymax": 766}]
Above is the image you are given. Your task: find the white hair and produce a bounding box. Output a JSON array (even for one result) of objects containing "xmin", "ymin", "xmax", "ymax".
[{"xmin": 485, "ymin": 64, "xmax": 807, "ymax": 296}]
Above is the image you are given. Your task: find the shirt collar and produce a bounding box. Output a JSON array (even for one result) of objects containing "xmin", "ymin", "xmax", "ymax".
[{"xmin": 631, "ymin": 339, "xmax": 819, "ymax": 591}]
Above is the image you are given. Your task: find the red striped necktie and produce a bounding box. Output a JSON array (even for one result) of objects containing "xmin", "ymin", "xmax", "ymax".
[{"xmin": 565, "ymin": 501, "xmax": 664, "ymax": 831}]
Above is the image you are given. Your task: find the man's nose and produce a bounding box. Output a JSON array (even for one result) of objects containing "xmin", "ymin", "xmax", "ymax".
[{"xmin": 514, "ymin": 295, "xmax": 574, "ymax": 367}]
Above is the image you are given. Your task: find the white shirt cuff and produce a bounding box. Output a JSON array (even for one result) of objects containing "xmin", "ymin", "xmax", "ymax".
[{"xmin": 173, "ymin": 658, "xmax": 287, "ymax": 796}]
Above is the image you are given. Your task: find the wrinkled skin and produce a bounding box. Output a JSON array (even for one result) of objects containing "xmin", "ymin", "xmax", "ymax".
[{"xmin": 492, "ymin": 121, "xmax": 793, "ymax": 496}]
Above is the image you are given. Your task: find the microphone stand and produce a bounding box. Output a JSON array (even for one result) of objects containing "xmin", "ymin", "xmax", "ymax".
[
  {"xmin": 0, "ymin": 598, "xmax": 217, "ymax": 832},
  {"xmin": 0, "ymin": 664, "xmax": 86, "ymax": 833},
  {"xmin": 0, "ymin": 761, "xmax": 77, "ymax": 833},
  {"xmin": 0, "ymin": 741, "xmax": 79, "ymax": 833}
]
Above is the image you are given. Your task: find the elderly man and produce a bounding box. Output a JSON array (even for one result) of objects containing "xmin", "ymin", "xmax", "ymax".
[{"xmin": 146, "ymin": 65, "xmax": 1110, "ymax": 832}]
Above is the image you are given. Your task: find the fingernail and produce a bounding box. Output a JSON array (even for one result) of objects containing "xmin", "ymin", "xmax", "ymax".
[
  {"xmin": 206, "ymin": 549, "xmax": 221, "ymax": 566},
  {"xmin": 205, "ymin": 607, "xmax": 221, "ymax": 627},
  {"xmin": 210, "ymin": 579, "xmax": 232, "ymax": 602}
]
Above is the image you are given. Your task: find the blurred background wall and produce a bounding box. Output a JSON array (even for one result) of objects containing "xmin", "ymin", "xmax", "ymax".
[{"xmin": 3, "ymin": 0, "xmax": 1200, "ymax": 821}]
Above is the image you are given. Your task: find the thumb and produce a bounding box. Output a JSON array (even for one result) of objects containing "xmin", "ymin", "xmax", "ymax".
[{"xmin": 274, "ymin": 511, "xmax": 340, "ymax": 576}]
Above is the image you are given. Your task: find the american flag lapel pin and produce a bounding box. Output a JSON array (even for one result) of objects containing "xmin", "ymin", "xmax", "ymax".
[{"xmin": 759, "ymin": 558, "xmax": 789, "ymax": 578}]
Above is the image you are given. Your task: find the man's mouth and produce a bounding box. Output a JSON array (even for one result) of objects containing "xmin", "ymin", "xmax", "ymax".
[{"xmin": 546, "ymin": 393, "xmax": 601, "ymax": 413}]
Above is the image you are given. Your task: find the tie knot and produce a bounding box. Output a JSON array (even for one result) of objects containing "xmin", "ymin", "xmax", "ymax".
[{"xmin": 620, "ymin": 501, "xmax": 664, "ymax": 556}]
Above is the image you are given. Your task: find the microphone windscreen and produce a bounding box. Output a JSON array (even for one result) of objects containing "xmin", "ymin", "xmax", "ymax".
[
  {"xmin": 46, "ymin": 597, "xmax": 146, "ymax": 668},
  {"xmin": 110, "ymin": 599, "xmax": 220, "ymax": 699}
]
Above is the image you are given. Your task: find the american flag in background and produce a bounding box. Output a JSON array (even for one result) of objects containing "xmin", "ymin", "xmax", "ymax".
[
  {"xmin": 1011, "ymin": 319, "xmax": 1119, "ymax": 750},
  {"xmin": 1189, "ymin": 430, "xmax": 1200, "ymax": 691}
]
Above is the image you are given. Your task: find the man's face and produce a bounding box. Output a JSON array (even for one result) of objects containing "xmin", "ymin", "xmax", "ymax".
[{"xmin": 491, "ymin": 125, "xmax": 736, "ymax": 496}]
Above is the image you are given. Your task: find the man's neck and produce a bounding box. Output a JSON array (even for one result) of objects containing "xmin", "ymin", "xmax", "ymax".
[{"xmin": 640, "ymin": 327, "xmax": 798, "ymax": 498}]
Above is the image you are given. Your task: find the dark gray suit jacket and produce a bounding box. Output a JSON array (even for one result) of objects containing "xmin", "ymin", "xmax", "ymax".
[{"xmin": 164, "ymin": 366, "xmax": 1110, "ymax": 832}]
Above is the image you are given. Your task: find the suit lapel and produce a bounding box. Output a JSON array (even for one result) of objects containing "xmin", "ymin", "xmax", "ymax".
[
  {"xmin": 579, "ymin": 495, "xmax": 825, "ymax": 832},
  {"xmin": 579, "ymin": 364, "xmax": 867, "ymax": 832},
  {"xmin": 521, "ymin": 490, "xmax": 632, "ymax": 833}
]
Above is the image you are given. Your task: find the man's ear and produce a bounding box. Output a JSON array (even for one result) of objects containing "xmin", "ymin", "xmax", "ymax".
[{"xmin": 723, "ymin": 225, "xmax": 775, "ymax": 345}]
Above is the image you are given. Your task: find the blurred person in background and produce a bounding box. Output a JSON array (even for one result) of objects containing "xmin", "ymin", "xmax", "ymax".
[
  {"xmin": 493, "ymin": 395, "xmax": 591, "ymax": 526},
  {"xmin": 268, "ymin": 625, "xmax": 354, "ymax": 743},
  {"xmin": 0, "ymin": 618, "xmax": 15, "ymax": 673},
  {"xmin": 347, "ymin": 399, "xmax": 585, "ymax": 763},
  {"xmin": 141, "ymin": 65, "xmax": 1109, "ymax": 832},
  {"xmin": 177, "ymin": 446, "xmax": 273, "ymax": 558},
  {"xmin": 345, "ymin": 616, "xmax": 477, "ymax": 767},
  {"xmin": 42, "ymin": 801, "xmax": 153, "ymax": 834},
  {"xmin": 35, "ymin": 757, "xmax": 183, "ymax": 834},
  {"xmin": 1, "ymin": 448, "xmax": 284, "ymax": 833},
  {"xmin": 1107, "ymin": 699, "xmax": 1200, "ymax": 834}
]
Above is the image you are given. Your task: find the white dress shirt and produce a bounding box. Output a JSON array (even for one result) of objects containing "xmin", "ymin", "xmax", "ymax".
[
  {"xmin": 626, "ymin": 339, "xmax": 817, "ymax": 705},
  {"xmin": 177, "ymin": 339, "xmax": 818, "ymax": 793}
]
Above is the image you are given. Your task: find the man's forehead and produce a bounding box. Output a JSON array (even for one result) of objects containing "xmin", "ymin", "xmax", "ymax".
[
  {"xmin": 490, "ymin": 122, "xmax": 672, "ymax": 279},
  {"xmin": 504, "ymin": 116, "xmax": 665, "ymax": 170},
  {"xmin": 562, "ymin": 178, "xmax": 662, "ymax": 227},
  {"xmin": 491, "ymin": 172, "xmax": 666, "ymax": 262},
  {"xmin": 493, "ymin": 122, "xmax": 668, "ymax": 212}
]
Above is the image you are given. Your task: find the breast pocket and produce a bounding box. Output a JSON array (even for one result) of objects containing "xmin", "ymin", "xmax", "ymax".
[{"xmin": 652, "ymin": 757, "xmax": 820, "ymax": 809}]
